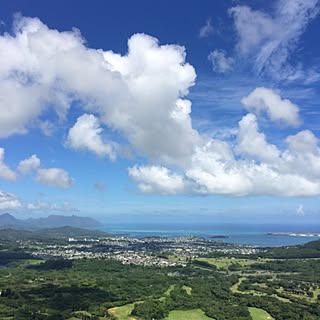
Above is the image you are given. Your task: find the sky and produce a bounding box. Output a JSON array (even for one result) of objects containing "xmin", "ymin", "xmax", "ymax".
[{"xmin": 0, "ymin": 0, "xmax": 320, "ymax": 225}]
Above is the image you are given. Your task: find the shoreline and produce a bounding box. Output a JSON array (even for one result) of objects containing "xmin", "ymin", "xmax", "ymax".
[{"xmin": 267, "ymin": 232, "xmax": 320, "ymax": 237}]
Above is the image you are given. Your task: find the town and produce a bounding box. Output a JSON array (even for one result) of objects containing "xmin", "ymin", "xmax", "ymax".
[{"xmin": 27, "ymin": 234, "xmax": 261, "ymax": 267}]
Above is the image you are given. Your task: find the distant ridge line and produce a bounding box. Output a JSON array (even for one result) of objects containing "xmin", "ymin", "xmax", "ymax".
[{"xmin": 0, "ymin": 213, "xmax": 102, "ymax": 230}]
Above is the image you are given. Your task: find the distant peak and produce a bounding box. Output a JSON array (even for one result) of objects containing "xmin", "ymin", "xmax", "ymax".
[{"xmin": 0, "ymin": 213, "xmax": 16, "ymax": 219}]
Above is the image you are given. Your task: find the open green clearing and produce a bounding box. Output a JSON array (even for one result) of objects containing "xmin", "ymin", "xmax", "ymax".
[
  {"xmin": 249, "ymin": 307, "xmax": 273, "ymax": 320},
  {"xmin": 197, "ymin": 257, "xmax": 263, "ymax": 270},
  {"xmin": 182, "ymin": 285, "xmax": 192, "ymax": 295},
  {"xmin": 168, "ymin": 255, "xmax": 188, "ymax": 264},
  {"xmin": 231, "ymin": 277, "xmax": 291, "ymax": 303},
  {"xmin": 164, "ymin": 284, "xmax": 176, "ymax": 296},
  {"xmin": 164, "ymin": 309, "xmax": 214, "ymax": 320},
  {"xmin": 312, "ymin": 287, "xmax": 320, "ymax": 302},
  {"xmin": 110, "ymin": 285, "xmax": 193, "ymax": 319},
  {"xmin": 230, "ymin": 276, "xmax": 244, "ymax": 293},
  {"xmin": 108, "ymin": 303, "xmax": 137, "ymax": 320}
]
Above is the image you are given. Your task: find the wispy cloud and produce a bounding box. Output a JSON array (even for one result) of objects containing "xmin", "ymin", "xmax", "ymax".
[
  {"xmin": 208, "ymin": 50, "xmax": 234, "ymax": 74},
  {"xmin": 27, "ymin": 201, "xmax": 79, "ymax": 212},
  {"xmin": 0, "ymin": 191, "xmax": 22, "ymax": 210},
  {"xmin": 229, "ymin": 0, "xmax": 320, "ymax": 81},
  {"xmin": 296, "ymin": 204, "xmax": 305, "ymax": 216},
  {"xmin": 199, "ymin": 18, "xmax": 214, "ymax": 38}
]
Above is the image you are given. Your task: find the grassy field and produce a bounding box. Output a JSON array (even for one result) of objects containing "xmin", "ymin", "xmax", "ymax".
[
  {"xmin": 18, "ymin": 259, "xmax": 44, "ymax": 265},
  {"xmin": 230, "ymin": 277, "xmax": 244, "ymax": 293},
  {"xmin": 164, "ymin": 309, "xmax": 214, "ymax": 320},
  {"xmin": 108, "ymin": 284, "xmax": 196, "ymax": 319},
  {"xmin": 164, "ymin": 284, "xmax": 176, "ymax": 296},
  {"xmin": 312, "ymin": 287, "xmax": 320, "ymax": 302},
  {"xmin": 160, "ymin": 284, "xmax": 176, "ymax": 301},
  {"xmin": 275, "ymin": 286, "xmax": 320, "ymax": 303},
  {"xmin": 182, "ymin": 285, "xmax": 192, "ymax": 295},
  {"xmin": 108, "ymin": 303, "xmax": 137, "ymax": 320},
  {"xmin": 249, "ymin": 307, "xmax": 273, "ymax": 320},
  {"xmin": 231, "ymin": 277, "xmax": 291, "ymax": 303},
  {"xmin": 197, "ymin": 257, "xmax": 259, "ymax": 270},
  {"xmin": 168, "ymin": 255, "xmax": 188, "ymax": 263}
]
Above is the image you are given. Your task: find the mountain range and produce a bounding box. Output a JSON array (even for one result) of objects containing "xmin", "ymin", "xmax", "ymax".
[{"xmin": 0, "ymin": 213, "xmax": 102, "ymax": 229}]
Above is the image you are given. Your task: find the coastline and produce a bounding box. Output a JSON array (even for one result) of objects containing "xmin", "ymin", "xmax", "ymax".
[
  {"xmin": 97, "ymin": 224, "xmax": 320, "ymax": 247},
  {"xmin": 267, "ymin": 232, "xmax": 320, "ymax": 237}
]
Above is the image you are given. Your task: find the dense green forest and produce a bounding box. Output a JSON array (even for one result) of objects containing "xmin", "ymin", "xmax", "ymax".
[
  {"xmin": 1, "ymin": 257, "xmax": 319, "ymax": 319},
  {"xmin": 261, "ymin": 240, "xmax": 320, "ymax": 259},
  {"xmin": 0, "ymin": 231, "xmax": 320, "ymax": 319}
]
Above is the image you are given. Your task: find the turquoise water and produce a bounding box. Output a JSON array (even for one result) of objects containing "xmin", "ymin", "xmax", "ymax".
[{"xmin": 100, "ymin": 223, "xmax": 320, "ymax": 247}]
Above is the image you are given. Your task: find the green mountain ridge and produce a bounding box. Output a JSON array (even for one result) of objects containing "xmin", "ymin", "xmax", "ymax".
[
  {"xmin": 0, "ymin": 213, "xmax": 102, "ymax": 230},
  {"xmin": 263, "ymin": 239, "xmax": 320, "ymax": 258}
]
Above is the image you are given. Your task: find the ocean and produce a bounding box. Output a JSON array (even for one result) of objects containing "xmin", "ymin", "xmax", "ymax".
[{"xmin": 100, "ymin": 223, "xmax": 320, "ymax": 247}]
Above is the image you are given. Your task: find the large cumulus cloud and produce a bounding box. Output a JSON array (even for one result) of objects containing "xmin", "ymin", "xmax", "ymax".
[
  {"xmin": 1, "ymin": 16, "xmax": 320, "ymax": 197},
  {"xmin": 0, "ymin": 16, "xmax": 198, "ymax": 164}
]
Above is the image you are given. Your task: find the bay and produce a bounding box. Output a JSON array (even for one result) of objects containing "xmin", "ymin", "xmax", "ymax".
[{"xmin": 99, "ymin": 223, "xmax": 320, "ymax": 247}]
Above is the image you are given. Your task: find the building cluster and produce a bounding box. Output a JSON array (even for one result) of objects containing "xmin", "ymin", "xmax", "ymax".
[{"xmin": 26, "ymin": 235, "xmax": 261, "ymax": 267}]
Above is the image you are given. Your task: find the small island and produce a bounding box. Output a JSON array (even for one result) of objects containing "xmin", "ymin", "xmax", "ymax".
[{"xmin": 209, "ymin": 235, "xmax": 229, "ymax": 239}]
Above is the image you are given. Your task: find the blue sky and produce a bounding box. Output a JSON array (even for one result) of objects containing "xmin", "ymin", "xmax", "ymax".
[{"xmin": 0, "ymin": 0, "xmax": 320, "ymax": 225}]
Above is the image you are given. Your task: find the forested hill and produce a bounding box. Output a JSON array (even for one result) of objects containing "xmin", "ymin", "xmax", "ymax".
[
  {"xmin": 263, "ymin": 239, "xmax": 320, "ymax": 258},
  {"xmin": 0, "ymin": 226, "xmax": 109, "ymax": 241},
  {"xmin": 0, "ymin": 213, "xmax": 102, "ymax": 229}
]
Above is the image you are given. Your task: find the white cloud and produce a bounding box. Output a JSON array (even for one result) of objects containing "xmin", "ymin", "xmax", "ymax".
[
  {"xmin": 0, "ymin": 79, "xmax": 46, "ymax": 137},
  {"xmin": 128, "ymin": 165, "xmax": 185, "ymax": 195},
  {"xmin": 185, "ymin": 141, "xmax": 251, "ymax": 196},
  {"xmin": 208, "ymin": 50, "xmax": 234, "ymax": 73},
  {"xmin": 0, "ymin": 148, "xmax": 16, "ymax": 181},
  {"xmin": 241, "ymin": 87, "xmax": 301, "ymax": 126},
  {"xmin": 27, "ymin": 201, "xmax": 78, "ymax": 212},
  {"xmin": 102, "ymin": 34, "xmax": 199, "ymax": 164},
  {"xmin": 18, "ymin": 154, "xmax": 41, "ymax": 174},
  {"xmin": 296, "ymin": 204, "xmax": 305, "ymax": 216},
  {"xmin": 35, "ymin": 168, "xmax": 74, "ymax": 188},
  {"xmin": 236, "ymin": 113, "xmax": 280, "ymax": 163},
  {"xmin": 129, "ymin": 118, "xmax": 320, "ymax": 197},
  {"xmin": 27, "ymin": 201, "xmax": 50, "ymax": 210},
  {"xmin": 17, "ymin": 154, "xmax": 75, "ymax": 189},
  {"xmin": 281, "ymin": 130, "xmax": 320, "ymax": 181},
  {"xmin": 185, "ymin": 144, "xmax": 320, "ymax": 197},
  {"xmin": 186, "ymin": 119, "xmax": 320, "ymax": 196},
  {"xmin": 124, "ymin": 84, "xmax": 320, "ymax": 197},
  {"xmin": 66, "ymin": 113, "xmax": 116, "ymax": 160},
  {"xmin": 286, "ymin": 130, "xmax": 318, "ymax": 153},
  {"xmin": 0, "ymin": 148, "xmax": 75, "ymax": 189},
  {"xmin": 0, "ymin": 191, "xmax": 22, "ymax": 210},
  {"xmin": 38, "ymin": 120, "xmax": 55, "ymax": 136},
  {"xmin": 229, "ymin": 0, "xmax": 320, "ymax": 79},
  {"xmin": 199, "ymin": 18, "xmax": 214, "ymax": 38},
  {"xmin": 1, "ymin": 16, "xmax": 320, "ymax": 198},
  {"xmin": 0, "ymin": 16, "xmax": 198, "ymax": 165}
]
